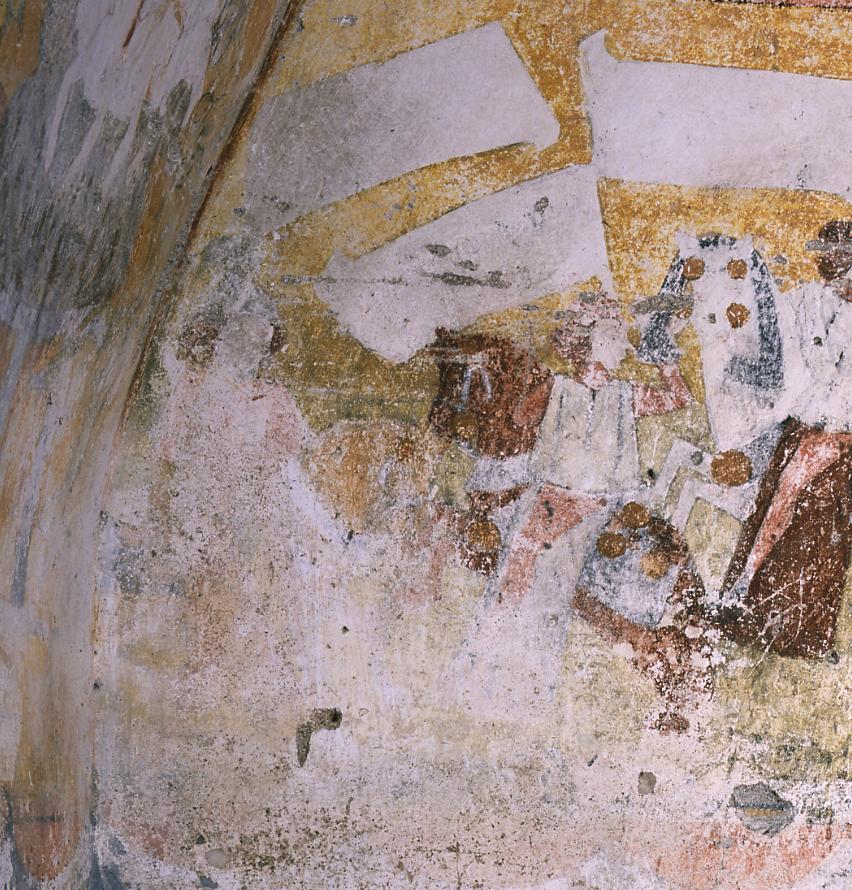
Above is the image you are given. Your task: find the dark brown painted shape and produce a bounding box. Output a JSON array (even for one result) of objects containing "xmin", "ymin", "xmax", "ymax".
[
  {"xmin": 429, "ymin": 329, "xmax": 553, "ymax": 458},
  {"xmin": 723, "ymin": 444, "xmax": 852, "ymax": 658},
  {"xmin": 711, "ymin": 449, "xmax": 752, "ymax": 486},
  {"xmin": 722, "ymin": 418, "xmax": 806, "ymax": 595}
]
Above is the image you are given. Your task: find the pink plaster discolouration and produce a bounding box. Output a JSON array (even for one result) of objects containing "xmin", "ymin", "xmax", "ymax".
[
  {"xmin": 651, "ymin": 820, "xmax": 850, "ymax": 890},
  {"xmin": 395, "ymin": 505, "xmax": 458, "ymax": 604}
]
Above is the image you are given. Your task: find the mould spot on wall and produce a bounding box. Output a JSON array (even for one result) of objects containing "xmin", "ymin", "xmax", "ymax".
[
  {"xmin": 637, "ymin": 771, "xmax": 656, "ymax": 795},
  {"xmin": 268, "ymin": 323, "xmax": 286, "ymax": 354},
  {"xmin": 112, "ymin": 544, "xmax": 145, "ymax": 596},
  {"xmin": 296, "ymin": 708, "xmax": 343, "ymax": 767}
]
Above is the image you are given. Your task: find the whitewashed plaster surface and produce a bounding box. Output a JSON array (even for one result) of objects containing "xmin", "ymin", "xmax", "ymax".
[
  {"xmin": 582, "ymin": 32, "xmax": 852, "ymax": 201},
  {"xmin": 246, "ymin": 22, "xmax": 559, "ymax": 226},
  {"xmin": 316, "ymin": 166, "xmax": 609, "ymax": 361}
]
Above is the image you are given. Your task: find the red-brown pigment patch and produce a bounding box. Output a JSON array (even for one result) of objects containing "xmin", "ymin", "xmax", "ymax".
[
  {"xmin": 814, "ymin": 220, "xmax": 852, "ymax": 282},
  {"xmin": 429, "ymin": 330, "xmax": 553, "ymax": 458},
  {"xmin": 632, "ymin": 365, "xmax": 692, "ymax": 417},
  {"xmin": 728, "ymin": 440, "xmax": 852, "ymax": 658},
  {"xmin": 572, "ymin": 583, "xmax": 713, "ymax": 731}
]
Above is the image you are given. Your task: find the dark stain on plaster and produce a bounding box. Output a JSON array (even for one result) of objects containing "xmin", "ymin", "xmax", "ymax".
[
  {"xmin": 296, "ymin": 707, "xmax": 343, "ymax": 766},
  {"xmin": 638, "ymin": 771, "xmax": 656, "ymax": 795},
  {"xmin": 176, "ymin": 304, "xmax": 225, "ymax": 366},
  {"xmin": 427, "ymin": 270, "xmax": 510, "ymax": 289},
  {"xmin": 261, "ymin": 194, "xmax": 291, "ymax": 216},
  {"xmin": 112, "ymin": 544, "xmax": 146, "ymax": 597},
  {"xmin": 269, "ymin": 323, "xmax": 286, "ymax": 353},
  {"xmin": 730, "ymin": 783, "xmax": 794, "ymax": 835}
]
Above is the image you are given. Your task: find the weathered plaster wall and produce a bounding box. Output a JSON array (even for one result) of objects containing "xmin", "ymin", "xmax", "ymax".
[
  {"xmin": 0, "ymin": 1, "xmax": 293, "ymax": 885},
  {"xmin": 4, "ymin": 0, "xmax": 852, "ymax": 888}
]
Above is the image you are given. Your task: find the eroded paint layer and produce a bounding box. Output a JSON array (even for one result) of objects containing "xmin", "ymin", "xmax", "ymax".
[{"xmin": 5, "ymin": 0, "xmax": 852, "ymax": 887}]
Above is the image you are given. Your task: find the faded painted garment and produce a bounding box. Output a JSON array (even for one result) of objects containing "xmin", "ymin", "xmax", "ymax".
[
  {"xmin": 531, "ymin": 376, "xmax": 639, "ymax": 493},
  {"xmin": 718, "ymin": 421, "xmax": 852, "ymax": 659}
]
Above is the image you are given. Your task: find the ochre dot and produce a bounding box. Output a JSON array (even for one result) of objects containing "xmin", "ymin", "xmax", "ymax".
[
  {"xmin": 597, "ymin": 531, "xmax": 627, "ymax": 559},
  {"xmin": 711, "ymin": 450, "xmax": 752, "ymax": 487},
  {"xmin": 726, "ymin": 302, "xmax": 750, "ymax": 328},
  {"xmin": 640, "ymin": 549, "xmax": 670, "ymax": 580},
  {"xmin": 683, "ymin": 256, "xmax": 705, "ymax": 280},
  {"xmin": 465, "ymin": 518, "xmax": 501, "ymax": 552},
  {"xmin": 621, "ymin": 501, "xmax": 650, "ymax": 529},
  {"xmin": 395, "ymin": 436, "xmax": 416, "ymax": 461},
  {"xmin": 727, "ymin": 258, "xmax": 748, "ymax": 279}
]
